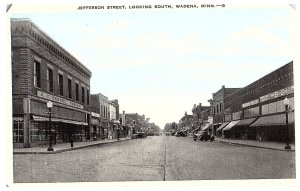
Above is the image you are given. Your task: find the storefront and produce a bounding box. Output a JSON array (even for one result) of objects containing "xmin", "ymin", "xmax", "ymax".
[
  {"xmin": 11, "ymin": 19, "xmax": 92, "ymax": 148},
  {"xmin": 222, "ymin": 120, "xmax": 240, "ymax": 138},
  {"xmin": 216, "ymin": 122, "xmax": 229, "ymax": 136},
  {"xmin": 233, "ymin": 117, "xmax": 258, "ymax": 139},
  {"xmin": 101, "ymin": 120, "xmax": 109, "ymax": 139},
  {"xmin": 13, "ymin": 95, "xmax": 90, "ymax": 148},
  {"xmin": 250, "ymin": 113, "xmax": 295, "ymax": 142},
  {"xmin": 91, "ymin": 112, "xmax": 100, "ymax": 140}
]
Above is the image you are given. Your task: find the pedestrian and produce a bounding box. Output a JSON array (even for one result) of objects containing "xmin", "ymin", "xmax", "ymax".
[
  {"xmin": 116, "ymin": 126, "xmax": 120, "ymax": 140},
  {"xmin": 70, "ymin": 134, "xmax": 74, "ymax": 147}
]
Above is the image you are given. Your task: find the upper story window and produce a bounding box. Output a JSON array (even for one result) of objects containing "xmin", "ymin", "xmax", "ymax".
[
  {"xmin": 82, "ymin": 86, "xmax": 85, "ymax": 103},
  {"xmin": 33, "ymin": 61, "xmax": 41, "ymax": 88},
  {"xmin": 75, "ymin": 83, "xmax": 79, "ymax": 101},
  {"xmin": 68, "ymin": 78, "xmax": 72, "ymax": 99},
  {"xmin": 87, "ymin": 89, "xmax": 90, "ymax": 105},
  {"xmin": 47, "ymin": 68, "xmax": 53, "ymax": 93},
  {"xmin": 58, "ymin": 73, "xmax": 64, "ymax": 96}
]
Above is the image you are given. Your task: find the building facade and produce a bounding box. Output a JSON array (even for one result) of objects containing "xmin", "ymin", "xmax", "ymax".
[
  {"xmin": 11, "ymin": 18, "xmax": 92, "ymax": 148},
  {"xmin": 91, "ymin": 93, "xmax": 110, "ymax": 139},
  {"xmin": 90, "ymin": 94, "xmax": 101, "ymax": 140},
  {"xmin": 212, "ymin": 85, "xmax": 241, "ymax": 134},
  {"xmin": 192, "ymin": 103, "xmax": 211, "ymax": 130},
  {"xmin": 220, "ymin": 61, "xmax": 294, "ymax": 142}
]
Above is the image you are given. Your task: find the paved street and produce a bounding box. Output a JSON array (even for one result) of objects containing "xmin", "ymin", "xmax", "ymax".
[{"xmin": 13, "ymin": 136, "xmax": 295, "ymax": 182}]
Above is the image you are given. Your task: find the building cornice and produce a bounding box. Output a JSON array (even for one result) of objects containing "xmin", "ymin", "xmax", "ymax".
[{"xmin": 11, "ymin": 18, "xmax": 92, "ymax": 78}]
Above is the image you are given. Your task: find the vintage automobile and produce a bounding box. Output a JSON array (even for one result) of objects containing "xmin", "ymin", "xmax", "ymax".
[
  {"xmin": 193, "ymin": 130, "xmax": 214, "ymax": 141},
  {"xmin": 132, "ymin": 132, "xmax": 147, "ymax": 139},
  {"xmin": 176, "ymin": 131, "xmax": 188, "ymax": 137}
]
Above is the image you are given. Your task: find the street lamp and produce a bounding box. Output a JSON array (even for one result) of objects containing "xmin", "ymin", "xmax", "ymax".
[
  {"xmin": 47, "ymin": 101, "xmax": 54, "ymax": 151},
  {"xmin": 283, "ymin": 98, "xmax": 291, "ymax": 150}
]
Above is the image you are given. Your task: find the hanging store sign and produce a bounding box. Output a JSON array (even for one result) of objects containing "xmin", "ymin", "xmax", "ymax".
[
  {"xmin": 259, "ymin": 86, "xmax": 294, "ymax": 103},
  {"xmin": 91, "ymin": 112, "xmax": 100, "ymax": 118},
  {"xmin": 37, "ymin": 90, "xmax": 83, "ymax": 109}
]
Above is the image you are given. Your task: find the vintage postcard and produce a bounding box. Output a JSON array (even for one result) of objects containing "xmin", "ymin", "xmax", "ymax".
[{"xmin": 4, "ymin": 0, "xmax": 298, "ymax": 190}]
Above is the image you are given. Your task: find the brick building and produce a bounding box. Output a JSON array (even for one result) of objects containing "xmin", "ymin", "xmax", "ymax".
[
  {"xmin": 90, "ymin": 94, "xmax": 101, "ymax": 140},
  {"xmin": 220, "ymin": 61, "xmax": 294, "ymax": 142},
  {"xmin": 11, "ymin": 18, "xmax": 92, "ymax": 148},
  {"xmin": 90, "ymin": 93, "xmax": 111, "ymax": 139},
  {"xmin": 212, "ymin": 85, "xmax": 241, "ymax": 134}
]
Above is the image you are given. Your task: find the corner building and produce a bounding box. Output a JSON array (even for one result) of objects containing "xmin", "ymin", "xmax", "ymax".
[{"xmin": 11, "ymin": 19, "xmax": 92, "ymax": 148}]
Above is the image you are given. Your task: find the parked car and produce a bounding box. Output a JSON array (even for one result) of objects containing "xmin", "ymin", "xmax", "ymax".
[
  {"xmin": 165, "ymin": 132, "xmax": 171, "ymax": 136},
  {"xmin": 193, "ymin": 130, "xmax": 214, "ymax": 141},
  {"xmin": 176, "ymin": 131, "xmax": 187, "ymax": 137},
  {"xmin": 132, "ymin": 132, "xmax": 147, "ymax": 139}
]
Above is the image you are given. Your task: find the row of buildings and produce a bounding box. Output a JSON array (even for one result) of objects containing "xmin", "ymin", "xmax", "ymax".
[
  {"xmin": 177, "ymin": 61, "xmax": 294, "ymax": 143},
  {"xmin": 11, "ymin": 18, "xmax": 158, "ymax": 148}
]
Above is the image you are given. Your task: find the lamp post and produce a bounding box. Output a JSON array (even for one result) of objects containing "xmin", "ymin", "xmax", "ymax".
[
  {"xmin": 47, "ymin": 101, "xmax": 54, "ymax": 151},
  {"xmin": 283, "ymin": 98, "xmax": 291, "ymax": 150}
]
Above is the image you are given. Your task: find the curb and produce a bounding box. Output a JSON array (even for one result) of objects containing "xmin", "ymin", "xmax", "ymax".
[
  {"xmin": 13, "ymin": 138, "xmax": 132, "ymax": 154},
  {"xmin": 216, "ymin": 139, "xmax": 295, "ymax": 152}
]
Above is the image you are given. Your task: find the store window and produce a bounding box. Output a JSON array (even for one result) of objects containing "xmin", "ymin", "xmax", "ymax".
[
  {"xmin": 262, "ymin": 104, "xmax": 269, "ymax": 115},
  {"xmin": 33, "ymin": 61, "xmax": 41, "ymax": 88},
  {"xmin": 224, "ymin": 114, "xmax": 231, "ymax": 122},
  {"xmin": 30, "ymin": 122, "xmax": 48, "ymax": 142},
  {"xmin": 13, "ymin": 121, "xmax": 23, "ymax": 143},
  {"xmin": 232, "ymin": 111, "xmax": 242, "ymax": 120},
  {"xmin": 262, "ymin": 97, "xmax": 294, "ymax": 115},
  {"xmin": 58, "ymin": 73, "xmax": 64, "ymax": 96},
  {"xmin": 47, "ymin": 68, "xmax": 53, "ymax": 92},
  {"xmin": 244, "ymin": 107, "xmax": 259, "ymax": 118},
  {"xmin": 268, "ymin": 102, "xmax": 277, "ymax": 114},
  {"xmin": 68, "ymin": 78, "xmax": 72, "ymax": 99}
]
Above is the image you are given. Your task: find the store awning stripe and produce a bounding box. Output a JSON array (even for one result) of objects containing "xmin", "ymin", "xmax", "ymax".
[
  {"xmin": 222, "ymin": 120, "xmax": 240, "ymax": 131},
  {"xmin": 216, "ymin": 122, "xmax": 229, "ymax": 132},
  {"xmin": 250, "ymin": 113, "xmax": 294, "ymax": 127},
  {"xmin": 32, "ymin": 116, "xmax": 87, "ymax": 125},
  {"xmin": 235, "ymin": 117, "xmax": 257, "ymax": 126},
  {"xmin": 201, "ymin": 123, "xmax": 210, "ymax": 131}
]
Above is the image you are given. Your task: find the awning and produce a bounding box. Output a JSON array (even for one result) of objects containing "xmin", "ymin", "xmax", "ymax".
[
  {"xmin": 222, "ymin": 120, "xmax": 240, "ymax": 131},
  {"xmin": 216, "ymin": 122, "xmax": 229, "ymax": 132},
  {"xmin": 201, "ymin": 123, "xmax": 210, "ymax": 131},
  {"xmin": 192, "ymin": 127, "xmax": 200, "ymax": 132},
  {"xmin": 32, "ymin": 116, "xmax": 88, "ymax": 125},
  {"xmin": 250, "ymin": 113, "xmax": 294, "ymax": 127},
  {"xmin": 235, "ymin": 118, "xmax": 257, "ymax": 126}
]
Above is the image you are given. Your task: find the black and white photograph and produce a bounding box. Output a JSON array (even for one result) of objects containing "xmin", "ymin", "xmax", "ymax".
[{"xmin": 3, "ymin": 0, "xmax": 298, "ymax": 189}]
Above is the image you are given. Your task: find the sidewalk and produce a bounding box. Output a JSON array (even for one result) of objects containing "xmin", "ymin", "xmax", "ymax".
[
  {"xmin": 214, "ymin": 137, "xmax": 295, "ymax": 151},
  {"xmin": 13, "ymin": 137, "xmax": 132, "ymax": 154}
]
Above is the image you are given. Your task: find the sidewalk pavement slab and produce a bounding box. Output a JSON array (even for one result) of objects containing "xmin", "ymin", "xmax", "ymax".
[
  {"xmin": 214, "ymin": 137, "xmax": 295, "ymax": 151},
  {"xmin": 13, "ymin": 137, "xmax": 132, "ymax": 154}
]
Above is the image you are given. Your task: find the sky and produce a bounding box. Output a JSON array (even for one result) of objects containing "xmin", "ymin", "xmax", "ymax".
[{"xmin": 7, "ymin": 3, "xmax": 296, "ymax": 129}]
